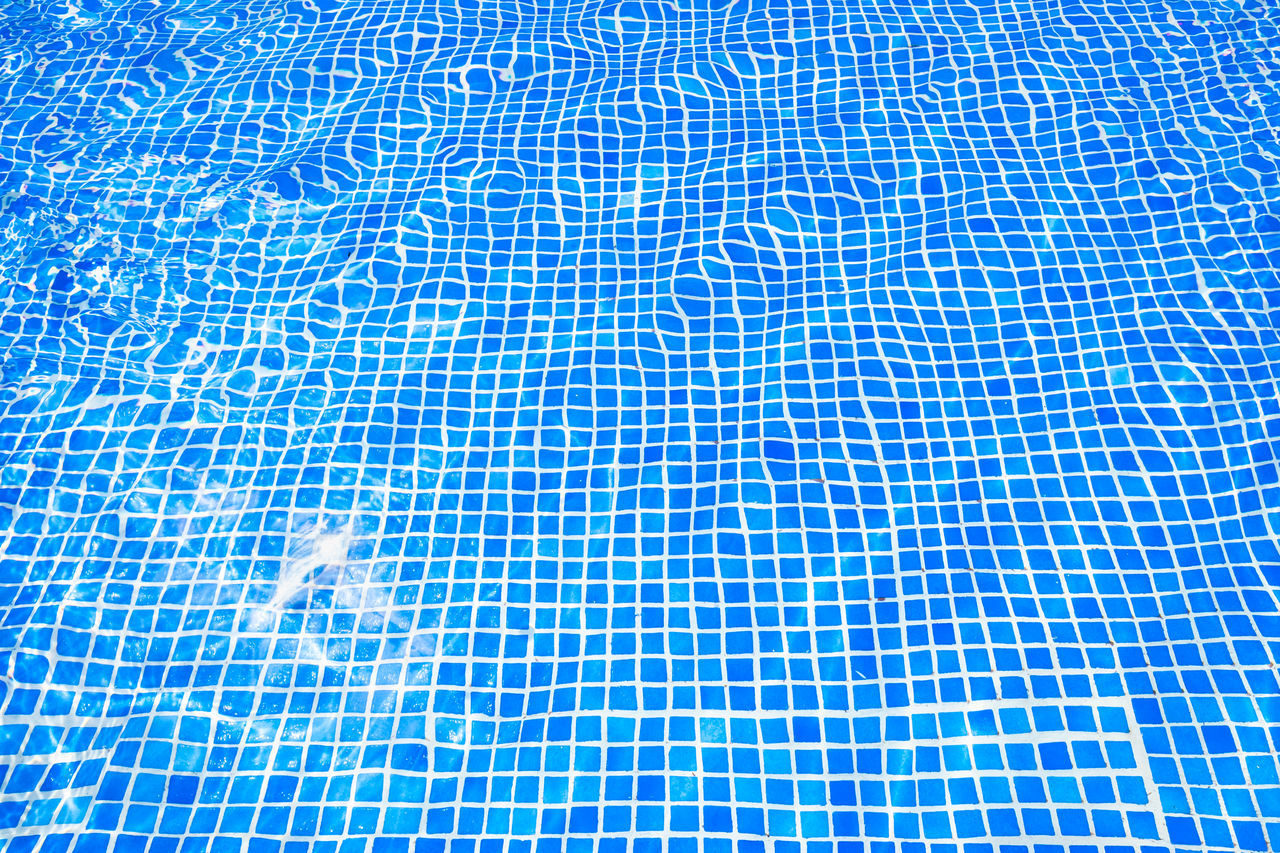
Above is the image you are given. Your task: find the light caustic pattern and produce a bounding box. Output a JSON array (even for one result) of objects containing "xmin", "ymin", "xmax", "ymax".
[{"xmin": 0, "ymin": 0, "xmax": 1279, "ymax": 850}]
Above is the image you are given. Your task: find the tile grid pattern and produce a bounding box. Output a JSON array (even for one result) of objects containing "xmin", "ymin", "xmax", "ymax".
[{"xmin": 0, "ymin": 0, "xmax": 1279, "ymax": 851}]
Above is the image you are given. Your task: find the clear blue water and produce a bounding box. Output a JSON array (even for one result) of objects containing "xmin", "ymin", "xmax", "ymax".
[{"xmin": 1, "ymin": 0, "xmax": 1280, "ymax": 850}]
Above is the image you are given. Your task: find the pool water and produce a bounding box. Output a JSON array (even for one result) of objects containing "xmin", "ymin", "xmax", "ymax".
[{"xmin": 1, "ymin": 0, "xmax": 1280, "ymax": 851}]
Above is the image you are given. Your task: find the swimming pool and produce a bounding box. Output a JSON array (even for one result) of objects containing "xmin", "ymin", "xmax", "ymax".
[{"xmin": 1, "ymin": 0, "xmax": 1279, "ymax": 850}]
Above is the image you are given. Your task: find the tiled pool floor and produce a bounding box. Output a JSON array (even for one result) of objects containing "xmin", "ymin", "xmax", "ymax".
[{"xmin": 1, "ymin": 0, "xmax": 1280, "ymax": 851}]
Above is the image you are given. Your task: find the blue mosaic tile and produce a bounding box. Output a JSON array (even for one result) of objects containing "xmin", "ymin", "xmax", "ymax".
[{"xmin": 1, "ymin": 0, "xmax": 1280, "ymax": 850}]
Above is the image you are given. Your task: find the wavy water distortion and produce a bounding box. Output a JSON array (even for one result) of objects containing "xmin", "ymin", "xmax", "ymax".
[{"xmin": 1, "ymin": 0, "xmax": 1280, "ymax": 851}]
